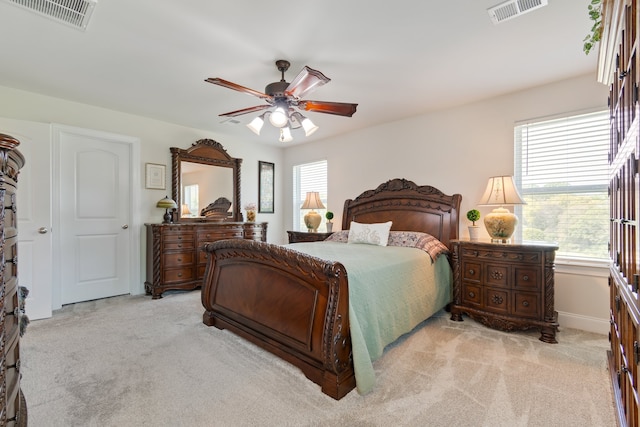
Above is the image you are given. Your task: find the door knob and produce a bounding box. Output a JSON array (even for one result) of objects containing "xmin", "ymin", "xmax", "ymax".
[
  {"xmin": 38, "ymin": 227, "xmax": 48, "ymax": 234},
  {"xmin": 122, "ymin": 225, "xmax": 129, "ymax": 229}
]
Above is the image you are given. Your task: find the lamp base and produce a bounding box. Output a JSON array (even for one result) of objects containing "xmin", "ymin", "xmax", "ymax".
[
  {"xmin": 483, "ymin": 207, "xmax": 517, "ymax": 243},
  {"xmin": 304, "ymin": 210, "xmax": 321, "ymax": 232}
]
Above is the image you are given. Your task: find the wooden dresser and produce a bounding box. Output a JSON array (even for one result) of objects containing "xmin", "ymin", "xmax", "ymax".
[
  {"xmin": 145, "ymin": 222, "xmax": 267, "ymax": 299},
  {"xmin": 450, "ymin": 239, "xmax": 559, "ymax": 343},
  {"xmin": 600, "ymin": 1, "xmax": 640, "ymax": 425},
  {"xmin": 0, "ymin": 134, "xmax": 26, "ymax": 426}
]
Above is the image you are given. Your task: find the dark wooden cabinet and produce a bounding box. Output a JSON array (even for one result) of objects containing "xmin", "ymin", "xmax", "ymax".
[
  {"xmin": 145, "ymin": 222, "xmax": 267, "ymax": 299},
  {"xmin": 601, "ymin": 1, "xmax": 640, "ymax": 425},
  {"xmin": 450, "ymin": 239, "xmax": 559, "ymax": 344},
  {"xmin": 286, "ymin": 231, "xmax": 333, "ymax": 243},
  {"xmin": 0, "ymin": 134, "xmax": 26, "ymax": 426}
]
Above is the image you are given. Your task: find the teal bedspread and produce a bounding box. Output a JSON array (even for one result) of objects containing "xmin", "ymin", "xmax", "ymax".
[{"xmin": 287, "ymin": 241, "xmax": 452, "ymax": 395}]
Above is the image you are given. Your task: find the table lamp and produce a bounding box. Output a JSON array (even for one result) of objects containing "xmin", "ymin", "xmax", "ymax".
[
  {"xmin": 478, "ymin": 176, "xmax": 526, "ymax": 243},
  {"xmin": 301, "ymin": 191, "xmax": 325, "ymax": 232},
  {"xmin": 157, "ymin": 196, "xmax": 177, "ymax": 223}
]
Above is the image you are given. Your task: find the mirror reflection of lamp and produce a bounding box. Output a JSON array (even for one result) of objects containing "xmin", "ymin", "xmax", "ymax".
[
  {"xmin": 301, "ymin": 191, "xmax": 325, "ymax": 232},
  {"xmin": 157, "ymin": 196, "xmax": 177, "ymax": 224},
  {"xmin": 181, "ymin": 203, "xmax": 192, "ymax": 218},
  {"xmin": 478, "ymin": 176, "xmax": 526, "ymax": 243}
]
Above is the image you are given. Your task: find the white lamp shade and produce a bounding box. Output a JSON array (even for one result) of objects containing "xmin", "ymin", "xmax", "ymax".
[
  {"xmin": 301, "ymin": 191, "xmax": 326, "ymax": 210},
  {"xmin": 269, "ymin": 107, "xmax": 289, "ymax": 128},
  {"xmin": 478, "ymin": 176, "xmax": 526, "ymax": 206},
  {"xmin": 279, "ymin": 127, "xmax": 293, "ymax": 143},
  {"xmin": 247, "ymin": 115, "xmax": 264, "ymax": 135},
  {"xmin": 302, "ymin": 117, "xmax": 319, "ymax": 136}
]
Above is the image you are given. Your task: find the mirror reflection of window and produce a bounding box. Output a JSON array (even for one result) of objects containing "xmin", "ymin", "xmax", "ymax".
[{"xmin": 183, "ymin": 184, "xmax": 199, "ymax": 217}]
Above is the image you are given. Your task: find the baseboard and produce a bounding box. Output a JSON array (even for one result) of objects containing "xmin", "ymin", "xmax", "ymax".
[{"xmin": 557, "ymin": 310, "xmax": 609, "ymax": 335}]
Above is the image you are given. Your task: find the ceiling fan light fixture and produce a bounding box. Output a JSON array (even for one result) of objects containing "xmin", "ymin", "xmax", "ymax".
[
  {"xmin": 269, "ymin": 106, "xmax": 289, "ymax": 128},
  {"xmin": 247, "ymin": 114, "xmax": 265, "ymax": 135},
  {"xmin": 302, "ymin": 117, "xmax": 319, "ymax": 136},
  {"xmin": 279, "ymin": 127, "xmax": 293, "ymax": 143}
]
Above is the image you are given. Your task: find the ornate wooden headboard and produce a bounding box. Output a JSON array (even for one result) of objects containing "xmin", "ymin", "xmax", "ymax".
[{"xmin": 341, "ymin": 178, "xmax": 462, "ymax": 249}]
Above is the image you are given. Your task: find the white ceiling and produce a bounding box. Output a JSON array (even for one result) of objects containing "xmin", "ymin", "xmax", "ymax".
[{"xmin": 0, "ymin": 0, "xmax": 597, "ymax": 146}]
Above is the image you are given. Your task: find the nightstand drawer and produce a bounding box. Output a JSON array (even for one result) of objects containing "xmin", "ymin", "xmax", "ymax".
[
  {"xmin": 512, "ymin": 292, "xmax": 540, "ymax": 318},
  {"xmin": 484, "ymin": 288, "xmax": 509, "ymax": 315},
  {"xmin": 485, "ymin": 264, "xmax": 509, "ymax": 288},
  {"xmin": 461, "ymin": 261, "xmax": 482, "ymax": 282},
  {"xmin": 514, "ymin": 267, "xmax": 539, "ymax": 290},
  {"xmin": 462, "ymin": 283, "xmax": 482, "ymax": 306}
]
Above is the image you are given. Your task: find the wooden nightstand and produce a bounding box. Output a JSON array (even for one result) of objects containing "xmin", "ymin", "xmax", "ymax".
[
  {"xmin": 287, "ymin": 231, "xmax": 333, "ymax": 243},
  {"xmin": 449, "ymin": 239, "xmax": 559, "ymax": 343}
]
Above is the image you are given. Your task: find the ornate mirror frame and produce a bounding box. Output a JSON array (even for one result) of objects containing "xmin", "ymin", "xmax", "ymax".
[{"xmin": 171, "ymin": 139, "xmax": 242, "ymax": 222}]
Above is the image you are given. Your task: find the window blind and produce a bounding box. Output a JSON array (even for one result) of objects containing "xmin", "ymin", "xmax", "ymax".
[
  {"xmin": 514, "ymin": 110, "xmax": 609, "ymax": 259},
  {"xmin": 293, "ymin": 160, "xmax": 328, "ymax": 232}
]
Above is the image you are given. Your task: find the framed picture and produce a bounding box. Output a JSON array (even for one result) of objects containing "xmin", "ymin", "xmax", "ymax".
[
  {"xmin": 259, "ymin": 161, "xmax": 274, "ymax": 213},
  {"xmin": 145, "ymin": 163, "xmax": 166, "ymax": 190}
]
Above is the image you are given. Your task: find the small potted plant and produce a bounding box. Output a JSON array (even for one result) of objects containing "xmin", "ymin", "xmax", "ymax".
[
  {"xmin": 466, "ymin": 209, "xmax": 481, "ymax": 240},
  {"xmin": 325, "ymin": 211, "xmax": 334, "ymax": 233}
]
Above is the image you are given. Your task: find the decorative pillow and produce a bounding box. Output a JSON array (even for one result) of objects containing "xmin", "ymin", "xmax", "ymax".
[
  {"xmin": 387, "ymin": 231, "xmax": 449, "ymax": 262},
  {"xmin": 325, "ymin": 230, "xmax": 349, "ymax": 243},
  {"xmin": 347, "ymin": 221, "xmax": 392, "ymax": 246}
]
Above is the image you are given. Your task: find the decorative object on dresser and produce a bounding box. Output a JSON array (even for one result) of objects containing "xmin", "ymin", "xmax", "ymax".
[
  {"xmin": 287, "ymin": 230, "xmax": 333, "ymax": 244},
  {"xmin": 599, "ymin": 2, "xmax": 640, "ymax": 425},
  {"xmin": 201, "ymin": 179, "xmax": 461, "ymax": 399},
  {"xmin": 0, "ymin": 133, "xmax": 27, "ymax": 426},
  {"xmin": 450, "ymin": 239, "xmax": 559, "ymax": 343},
  {"xmin": 478, "ymin": 175, "xmax": 526, "ymax": 243},
  {"xmin": 156, "ymin": 196, "xmax": 177, "ymax": 224},
  {"xmin": 301, "ymin": 191, "xmax": 325, "ymax": 232},
  {"xmin": 244, "ymin": 202, "xmax": 257, "ymax": 222}
]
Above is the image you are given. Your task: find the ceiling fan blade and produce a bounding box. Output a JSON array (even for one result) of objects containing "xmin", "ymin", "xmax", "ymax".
[
  {"xmin": 219, "ymin": 104, "xmax": 271, "ymax": 117},
  {"xmin": 205, "ymin": 78, "xmax": 272, "ymax": 101},
  {"xmin": 285, "ymin": 66, "xmax": 331, "ymax": 99},
  {"xmin": 298, "ymin": 101, "xmax": 358, "ymax": 117}
]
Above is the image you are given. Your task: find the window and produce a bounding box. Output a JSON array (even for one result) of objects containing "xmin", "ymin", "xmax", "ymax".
[
  {"xmin": 183, "ymin": 184, "xmax": 199, "ymax": 217},
  {"xmin": 514, "ymin": 110, "xmax": 609, "ymax": 259},
  {"xmin": 293, "ymin": 160, "xmax": 327, "ymax": 232}
]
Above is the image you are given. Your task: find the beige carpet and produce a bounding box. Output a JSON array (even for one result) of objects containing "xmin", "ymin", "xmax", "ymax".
[{"xmin": 20, "ymin": 290, "xmax": 616, "ymax": 427}]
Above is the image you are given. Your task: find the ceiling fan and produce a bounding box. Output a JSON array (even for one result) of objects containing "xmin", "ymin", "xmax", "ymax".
[{"xmin": 205, "ymin": 60, "xmax": 358, "ymax": 142}]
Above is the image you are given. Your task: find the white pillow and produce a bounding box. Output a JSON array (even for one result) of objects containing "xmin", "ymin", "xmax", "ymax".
[{"xmin": 347, "ymin": 221, "xmax": 392, "ymax": 246}]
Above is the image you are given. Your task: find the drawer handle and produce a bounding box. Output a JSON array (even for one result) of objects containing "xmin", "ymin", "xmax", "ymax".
[
  {"xmin": 522, "ymin": 275, "xmax": 529, "ymax": 281},
  {"xmin": 178, "ymin": 244, "xmax": 182, "ymax": 248},
  {"xmin": 490, "ymin": 270, "xmax": 503, "ymax": 280},
  {"xmin": 177, "ymin": 272, "xmax": 182, "ymax": 277},
  {"xmin": 468, "ymin": 291, "xmax": 475, "ymax": 298},
  {"xmin": 177, "ymin": 258, "xmax": 182, "ymax": 262},
  {"xmin": 468, "ymin": 269, "xmax": 475, "ymax": 275},
  {"xmin": 522, "ymin": 300, "xmax": 529, "ymax": 307},
  {"xmin": 178, "ymin": 236, "xmax": 183, "ymax": 240},
  {"xmin": 491, "ymin": 294, "xmax": 504, "ymax": 305}
]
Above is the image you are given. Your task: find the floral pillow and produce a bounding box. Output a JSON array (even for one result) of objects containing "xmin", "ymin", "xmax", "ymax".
[{"xmin": 347, "ymin": 221, "xmax": 392, "ymax": 246}]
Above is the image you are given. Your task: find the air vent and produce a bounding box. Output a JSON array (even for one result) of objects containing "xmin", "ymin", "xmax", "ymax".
[
  {"xmin": 487, "ymin": 0, "xmax": 547, "ymax": 24},
  {"xmin": 3, "ymin": 0, "xmax": 97, "ymax": 30}
]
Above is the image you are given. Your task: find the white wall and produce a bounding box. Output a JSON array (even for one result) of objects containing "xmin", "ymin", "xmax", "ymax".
[
  {"xmin": 0, "ymin": 84, "xmax": 285, "ymax": 290},
  {"xmin": 284, "ymin": 73, "xmax": 611, "ymax": 334}
]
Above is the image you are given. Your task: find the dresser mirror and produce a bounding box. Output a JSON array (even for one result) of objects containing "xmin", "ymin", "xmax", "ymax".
[{"xmin": 170, "ymin": 139, "xmax": 242, "ymax": 222}]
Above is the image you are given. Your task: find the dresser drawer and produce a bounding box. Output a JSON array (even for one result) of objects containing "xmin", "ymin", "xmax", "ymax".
[
  {"xmin": 164, "ymin": 240, "xmax": 194, "ymax": 251},
  {"xmin": 198, "ymin": 229, "xmax": 243, "ymax": 243},
  {"xmin": 163, "ymin": 232, "xmax": 195, "ymax": 244},
  {"xmin": 163, "ymin": 267, "xmax": 195, "ymax": 284},
  {"xmin": 163, "ymin": 252, "xmax": 194, "ymax": 267}
]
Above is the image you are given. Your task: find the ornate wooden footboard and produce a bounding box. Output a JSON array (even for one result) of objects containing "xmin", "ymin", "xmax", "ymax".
[
  {"xmin": 201, "ymin": 178, "xmax": 461, "ymax": 399},
  {"xmin": 201, "ymin": 239, "xmax": 355, "ymax": 399}
]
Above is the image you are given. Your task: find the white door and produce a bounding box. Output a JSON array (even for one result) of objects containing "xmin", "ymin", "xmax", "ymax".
[
  {"xmin": 55, "ymin": 126, "xmax": 135, "ymax": 304},
  {"xmin": 0, "ymin": 118, "xmax": 53, "ymax": 320}
]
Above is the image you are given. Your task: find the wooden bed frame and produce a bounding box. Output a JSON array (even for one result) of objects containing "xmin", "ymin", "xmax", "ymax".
[{"xmin": 201, "ymin": 178, "xmax": 462, "ymax": 399}]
